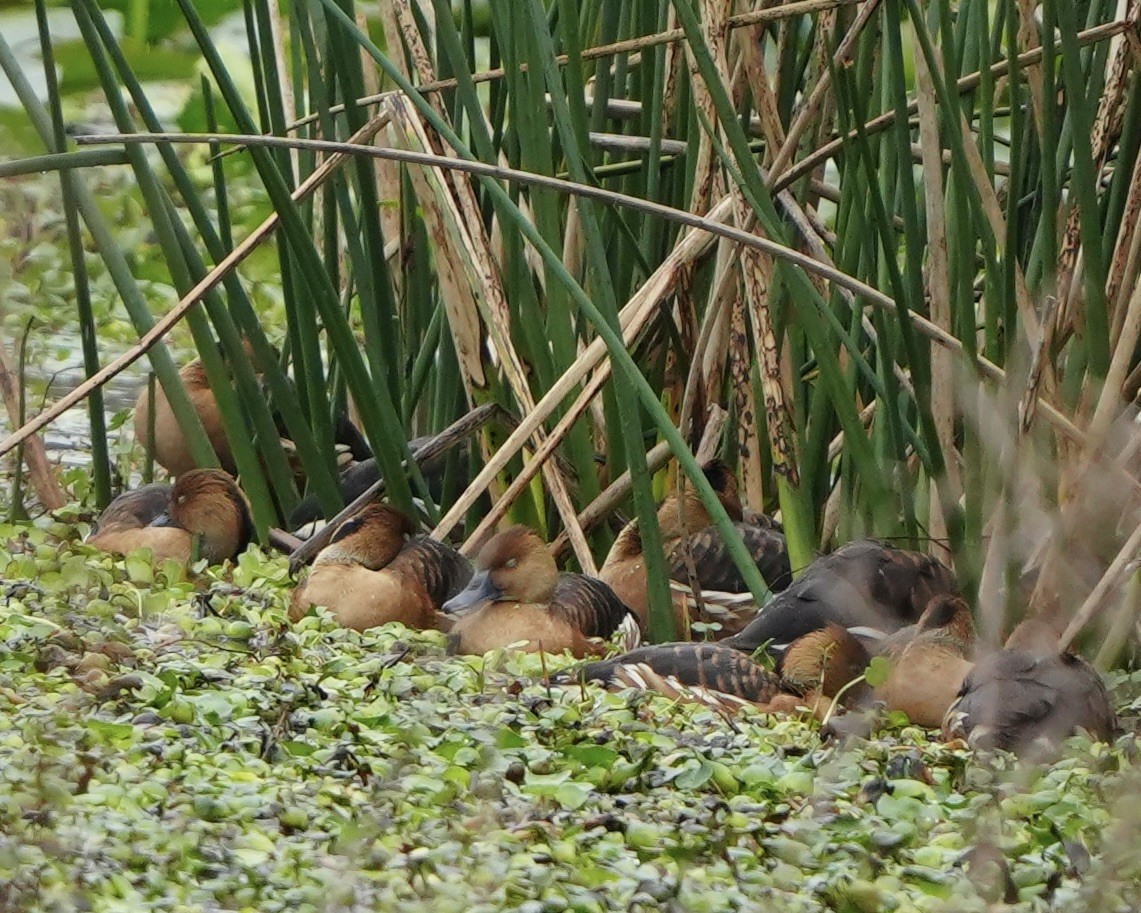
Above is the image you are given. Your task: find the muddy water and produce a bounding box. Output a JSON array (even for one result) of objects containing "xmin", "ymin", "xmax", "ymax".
[{"xmin": 7, "ymin": 333, "xmax": 150, "ymax": 469}]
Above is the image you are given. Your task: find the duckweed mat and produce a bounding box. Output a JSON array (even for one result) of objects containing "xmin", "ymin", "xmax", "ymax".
[{"xmin": 2, "ymin": 518, "xmax": 1141, "ymax": 912}]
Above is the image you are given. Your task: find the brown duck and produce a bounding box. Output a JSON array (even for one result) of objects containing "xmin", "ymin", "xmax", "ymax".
[
  {"xmin": 86, "ymin": 469, "xmax": 251, "ymax": 565},
  {"xmin": 777, "ymin": 623, "xmax": 874, "ymax": 712},
  {"xmin": 599, "ymin": 460, "xmax": 791, "ymax": 639},
  {"xmin": 442, "ymin": 526, "xmax": 640, "ymax": 658},
  {"xmin": 134, "ymin": 346, "xmax": 247, "ymax": 477},
  {"xmin": 135, "ymin": 343, "xmax": 370, "ymax": 478},
  {"xmin": 875, "ymin": 594, "xmax": 976, "ymax": 728},
  {"xmin": 941, "ymin": 618, "xmax": 1117, "ymax": 756},
  {"xmin": 724, "ymin": 539, "xmax": 959, "ymax": 656},
  {"xmin": 772, "ymin": 594, "xmax": 975, "ymax": 727},
  {"xmin": 290, "ymin": 502, "xmax": 472, "ymax": 633}
]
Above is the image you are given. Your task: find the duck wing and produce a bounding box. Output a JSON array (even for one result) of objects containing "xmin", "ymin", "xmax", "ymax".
[
  {"xmin": 724, "ymin": 539, "xmax": 958, "ymax": 656},
  {"xmin": 551, "ymin": 574, "xmax": 639, "ymax": 645},
  {"xmin": 91, "ymin": 483, "xmax": 172, "ymax": 535},
  {"xmin": 388, "ymin": 537, "xmax": 474, "ymax": 608},
  {"xmin": 566, "ymin": 642, "xmax": 781, "ymax": 707},
  {"xmin": 667, "ymin": 523, "xmax": 792, "ymax": 594}
]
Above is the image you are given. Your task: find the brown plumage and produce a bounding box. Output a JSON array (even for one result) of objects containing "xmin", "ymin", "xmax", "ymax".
[
  {"xmin": 134, "ymin": 356, "xmax": 239, "ymax": 477},
  {"xmin": 778, "ymin": 623, "xmax": 872, "ymax": 708},
  {"xmin": 599, "ymin": 460, "xmax": 791, "ymax": 639},
  {"xmin": 442, "ymin": 526, "xmax": 639, "ymax": 658},
  {"xmin": 942, "ymin": 618, "xmax": 1116, "ymax": 756},
  {"xmin": 135, "ymin": 342, "xmax": 370, "ymax": 479},
  {"xmin": 876, "ymin": 595, "xmax": 976, "ymax": 728},
  {"xmin": 724, "ymin": 539, "xmax": 959, "ymax": 655},
  {"xmin": 289, "ymin": 503, "xmax": 472, "ymax": 633},
  {"xmin": 87, "ymin": 469, "xmax": 251, "ymax": 565},
  {"xmin": 667, "ymin": 523, "xmax": 792, "ymax": 595},
  {"xmin": 565, "ymin": 642, "xmax": 819, "ymax": 715}
]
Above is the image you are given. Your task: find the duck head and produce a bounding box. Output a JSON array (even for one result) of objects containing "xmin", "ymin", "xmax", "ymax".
[
  {"xmin": 443, "ymin": 526, "xmax": 557, "ymax": 616},
  {"xmin": 1003, "ymin": 616, "xmax": 1063, "ymax": 656},
  {"xmin": 780, "ymin": 623, "xmax": 872, "ymax": 701},
  {"xmin": 656, "ymin": 459, "xmax": 745, "ymax": 539},
  {"xmin": 153, "ymin": 469, "xmax": 251, "ymax": 563},
  {"xmin": 916, "ymin": 594, "xmax": 976, "ymax": 646},
  {"xmin": 319, "ymin": 502, "xmax": 415, "ymax": 570}
]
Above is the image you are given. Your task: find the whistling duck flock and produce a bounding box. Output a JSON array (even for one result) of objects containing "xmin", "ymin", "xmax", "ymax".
[{"xmin": 80, "ymin": 347, "xmax": 1126, "ymax": 763}]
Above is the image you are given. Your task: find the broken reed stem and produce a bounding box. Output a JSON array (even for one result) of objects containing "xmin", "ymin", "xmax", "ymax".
[{"xmin": 0, "ymin": 326, "xmax": 66, "ymax": 511}]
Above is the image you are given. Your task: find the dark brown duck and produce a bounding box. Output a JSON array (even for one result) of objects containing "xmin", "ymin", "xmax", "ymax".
[
  {"xmin": 724, "ymin": 539, "xmax": 959, "ymax": 655},
  {"xmin": 941, "ymin": 618, "xmax": 1117, "ymax": 756},
  {"xmin": 566, "ymin": 641, "xmax": 823, "ymax": 716}
]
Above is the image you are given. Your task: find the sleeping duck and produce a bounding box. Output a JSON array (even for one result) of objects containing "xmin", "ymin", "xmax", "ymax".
[
  {"xmin": 86, "ymin": 469, "xmax": 251, "ymax": 565},
  {"xmin": 443, "ymin": 526, "xmax": 640, "ymax": 658},
  {"xmin": 770, "ymin": 594, "xmax": 975, "ymax": 727},
  {"xmin": 724, "ymin": 539, "xmax": 959, "ymax": 657},
  {"xmin": 289, "ymin": 502, "xmax": 471, "ymax": 633},
  {"xmin": 135, "ymin": 342, "xmax": 368, "ymax": 478},
  {"xmin": 599, "ymin": 459, "xmax": 791, "ymax": 639},
  {"xmin": 875, "ymin": 594, "xmax": 977, "ymax": 727},
  {"xmin": 942, "ymin": 617, "xmax": 1117, "ymax": 757}
]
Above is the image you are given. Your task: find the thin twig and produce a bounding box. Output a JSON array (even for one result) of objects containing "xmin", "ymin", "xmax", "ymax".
[{"xmin": 0, "ymin": 327, "xmax": 66, "ymax": 510}]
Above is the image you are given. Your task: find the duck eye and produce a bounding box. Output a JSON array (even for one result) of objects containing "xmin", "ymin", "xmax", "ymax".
[{"xmin": 505, "ymin": 558, "xmax": 518, "ymax": 569}]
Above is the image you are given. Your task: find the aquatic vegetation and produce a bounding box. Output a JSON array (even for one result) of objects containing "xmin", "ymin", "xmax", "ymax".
[{"xmin": 1, "ymin": 523, "xmax": 1138, "ymax": 911}]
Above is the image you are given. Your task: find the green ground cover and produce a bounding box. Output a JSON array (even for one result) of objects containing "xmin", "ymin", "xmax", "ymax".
[{"xmin": 1, "ymin": 518, "xmax": 1139, "ymax": 912}]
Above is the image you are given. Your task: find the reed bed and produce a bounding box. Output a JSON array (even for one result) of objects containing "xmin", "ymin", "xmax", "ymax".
[{"xmin": 1, "ymin": 0, "xmax": 1139, "ymax": 654}]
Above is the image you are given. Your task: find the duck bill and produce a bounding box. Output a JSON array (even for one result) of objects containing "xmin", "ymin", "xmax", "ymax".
[
  {"xmin": 442, "ymin": 570, "xmax": 500, "ymax": 616},
  {"xmin": 149, "ymin": 511, "xmax": 178, "ymax": 529}
]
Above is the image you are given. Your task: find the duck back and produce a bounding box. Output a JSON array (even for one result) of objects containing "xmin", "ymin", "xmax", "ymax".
[
  {"xmin": 90, "ymin": 484, "xmax": 172, "ymax": 535},
  {"xmin": 667, "ymin": 522, "xmax": 792, "ymax": 593},
  {"xmin": 570, "ymin": 642, "xmax": 782, "ymax": 705},
  {"xmin": 724, "ymin": 539, "xmax": 959, "ymax": 655},
  {"xmin": 943, "ymin": 649, "xmax": 1116, "ymax": 755},
  {"xmin": 388, "ymin": 536, "xmax": 473, "ymax": 607}
]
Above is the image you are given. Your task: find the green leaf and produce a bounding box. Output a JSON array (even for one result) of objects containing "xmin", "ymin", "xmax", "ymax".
[
  {"xmin": 864, "ymin": 656, "xmax": 893, "ymax": 689},
  {"xmin": 563, "ymin": 744, "xmax": 619, "ymax": 769},
  {"xmin": 675, "ymin": 760, "xmax": 713, "ymax": 790},
  {"xmin": 124, "ymin": 553, "xmax": 153, "ymax": 585},
  {"xmin": 86, "ymin": 720, "xmax": 135, "ymax": 742},
  {"xmin": 495, "ymin": 728, "xmax": 528, "ymax": 749}
]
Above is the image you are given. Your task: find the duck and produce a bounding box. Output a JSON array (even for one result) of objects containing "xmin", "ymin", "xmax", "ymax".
[
  {"xmin": 598, "ymin": 459, "xmax": 792, "ymax": 639},
  {"xmin": 289, "ymin": 502, "xmax": 472, "ymax": 633},
  {"xmin": 941, "ymin": 617, "xmax": 1117, "ymax": 757},
  {"xmin": 723, "ymin": 539, "xmax": 959, "ymax": 657},
  {"xmin": 286, "ymin": 433, "xmax": 454, "ymax": 536},
  {"xmin": 875, "ymin": 594, "xmax": 976, "ymax": 728},
  {"xmin": 442, "ymin": 525, "xmax": 640, "ymax": 658},
  {"xmin": 771, "ymin": 594, "xmax": 975, "ymax": 728},
  {"xmin": 134, "ymin": 342, "xmax": 370, "ymax": 478},
  {"xmin": 777, "ymin": 622, "xmax": 873, "ymax": 712},
  {"xmin": 589, "ymin": 624, "xmax": 873, "ymax": 718},
  {"xmin": 563, "ymin": 642, "xmax": 811, "ymax": 714},
  {"xmin": 86, "ymin": 468, "xmax": 251, "ymax": 565}
]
